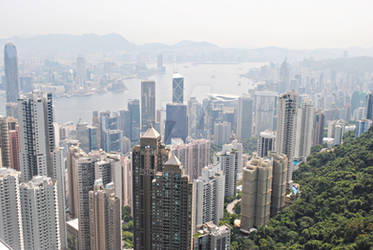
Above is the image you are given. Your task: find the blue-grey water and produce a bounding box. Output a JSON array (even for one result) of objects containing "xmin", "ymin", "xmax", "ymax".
[{"xmin": 0, "ymin": 62, "xmax": 266, "ymax": 123}]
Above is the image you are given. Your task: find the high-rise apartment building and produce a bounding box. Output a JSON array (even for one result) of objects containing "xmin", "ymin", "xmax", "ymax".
[
  {"xmin": 213, "ymin": 121, "xmax": 232, "ymax": 145},
  {"xmin": 0, "ymin": 168, "xmax": 23, "ymax": 250},
  {"xmin": 20, "ymin": 176, "xmax": 60, "ymax": 250},
  {"xmin": 295, "ymin": 98, "xmax": 314, "ymax": 160},
  {"xmin": 193, "ymin": 222, "xmax": 230, "ymax": 250},
  {"xmin": 257, "ymin": 130, "xmax": 276, "ymax": 158},
  {"xmin": 151, "ymin": 153, "xmax": 193, "ymax": 250},
  {"xmin": 89, "ymin": 180, "xmax": 121, "ymax": 250},
  {"xmin": 172, "ymin": 139, "xmax": 211, "ymax": 180},
  {"xmin": 141, "ymin": 80, "xmax": 156, "ymax": 131},
  {"xmin": 237, "ymin": 94, "xmax": 253, "ymax": 141},
  {"xmin": 241, "ymin": 157, "xmax": 272, "ymax": 230},
  {"xmin": 269, "ymin": 152, "xmax": 287, "ymax": 216},
  {"xmin": 0, "ymin": 116, "xmax": 11, "ymax": 168},
  {"xmin": 312, "ymin": 110, "xmax": 325, "ymax": 145},
  {"xmin": 194, "ymin": 164, "xmax": 225, "ymax": 227},
  {"xmin": 172, "ymin": 73, "xmax": 184, "ymax": 103},
  {"xmin": 165, "ymin": 103, "xmax": 188, "ymax": 144},
  {"xmin": 355, "ymin": 119, "xmax": 372, "ymax": 137},
  {"xmin": 132, "ymin": 126, "xmax": 169, "ymax": 250},
  {"xmin": 275, "ymin": 91, "xmax": 298, "ymax": 185},
  {"xmin": 7, "ymin": 117, "xmax": 20, "ymax": 171},
  {"xmin": 218, "ymin": 147, "xmax": 238, "ymax": 198},
  {"xmin": 17, "ymin": 92, "xmax": 66, "ymax": 248},
  {"xmin": 4, "ymin": 43, "xmax": 19, "ymax": 103}
]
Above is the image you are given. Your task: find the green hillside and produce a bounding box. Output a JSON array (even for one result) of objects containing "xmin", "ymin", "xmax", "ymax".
[{"xmin": 251, "ymin": 129, "xmax": 373, "ymax": 249}]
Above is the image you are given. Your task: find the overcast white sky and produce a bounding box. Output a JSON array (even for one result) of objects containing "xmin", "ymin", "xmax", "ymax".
[{"xmin": 1, "ymin": 0, "xmax": 372, "ymax": 49}]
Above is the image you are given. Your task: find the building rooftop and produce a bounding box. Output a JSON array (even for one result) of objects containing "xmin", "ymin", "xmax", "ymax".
[
  {"xmin": 67, "ymin": 218, "xmax": 79, "ymax": 231},
  {"xmin": 172, "ymin": 73, "xmax": 183, "ymax": 79},
  {"xmin": 142, "ymin": 125, "xmax": 160, "ymax": 139},
  {"xmin": 165, "ymin": 152, "xmax": 181, "ymax": 166}
]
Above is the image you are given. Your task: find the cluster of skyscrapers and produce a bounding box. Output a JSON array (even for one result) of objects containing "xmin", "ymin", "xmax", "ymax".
[{"xmin": 1, "ymin": 41, "xmax": 373, "ymax": 250}]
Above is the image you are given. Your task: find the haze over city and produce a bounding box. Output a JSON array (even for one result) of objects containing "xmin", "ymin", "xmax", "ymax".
[{"xmin": 1, "ymin": 0, "xmax": 373, "ymax": 49}]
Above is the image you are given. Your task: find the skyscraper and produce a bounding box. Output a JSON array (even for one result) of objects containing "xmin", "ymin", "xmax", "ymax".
[
  {"xmin": 218, "ymin": 147, "xmax": 238, "ymax": 198},
  {"xmin": 269, "ymin": 152, "xmax": 287, "ymax": 216},
  {"xmin": 151, "ymin": 153, "xmax": 193, "ymax": 250},
  {"xmin": 165, "ymin": 103, "xmax": 188, "ymax": 144},
  {"xmin": 0, "ymin": 116, "xmax": 11, "ymax": 168},
  {"xmin": 187, "ymin": 97, "xmax": 203, "ymax": 138},
  {"xmin": 89, "ymin": 180, "xmax": 121, "ymax": 250},
  {"xmin": 128, "ymin": 99, "xmax": 141, "ymax": 142},
  {"xmin": 295, "ymin": 98, "xmax": 314, "ymax": 160},
  {"xmin": 76, "ymin": 56, "xmax": 86, "ymax": 88},
  {"xmin": 257, "ymin": 130, "xmax": 275, "ymax": 158},
  {"xmin": 172, "ymin": 73, "xmax": 184, "ymax": 103},
  {"xmin": 254, "ymin": 91, "xmax": 278, "ymax": 135},
  {"xmin": 194, "ymin": 163, "xmax": 225, "ymax": 227},
  {"xmin": 20, "ymin": 176, "xmax": 60, "ymax": 250},
  {"xmin": 366, "ymin": 93, "xmax": 373, "ymax": 120},
  {"xmin": 213, "ymin": 121, "xmax": 232, "ymax": 145},
  {"xmin": 0, "ymin": 168, "xmax": 23, "ymax": 250},
  {"xmin": 7, "ymin": 117, "xmax": 20, "ymax": 171},
  {"xmin": 312, "ymin": 110, "xmax": 325, "ymax": 145},
  {"xmin": 237, "ymin": 94, "xmax": 253, "ymax": 141},
  {"xmin": 241, "ymin": 157, "xmax": 272, "ymax": 230},
  {"xmin": 132, "ymin": 126, "xmax": 169, "ymax": 250},
  {"xmin": 275, "ymin": 91, "xmax": 298, "ymax": 185},
  {"xmin": 141, "ymin": 80, "xmax": 156, "ymax": 131},
  {"xmin": 4, "ymin": 43, "xmax": 19, "ymax": 103},
  {"xmin": 17, "ymin": 92, "xmax": 66, "ymax": 248}
]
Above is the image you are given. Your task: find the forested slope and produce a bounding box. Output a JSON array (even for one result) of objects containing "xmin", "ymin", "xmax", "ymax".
[{"xmin": 252, "ymin": 129, "xmax": 373, "ymax": 249}]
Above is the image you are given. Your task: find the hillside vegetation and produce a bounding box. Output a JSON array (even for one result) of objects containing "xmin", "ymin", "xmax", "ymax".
[{"xmin": 252, "ymin": 129, "xmax": 373, "ymax": 249}]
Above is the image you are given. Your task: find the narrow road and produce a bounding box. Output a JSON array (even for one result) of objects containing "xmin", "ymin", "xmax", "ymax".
[{"xmin": 227, "ymin": 198, "xmax": 241, "ymax": 215}]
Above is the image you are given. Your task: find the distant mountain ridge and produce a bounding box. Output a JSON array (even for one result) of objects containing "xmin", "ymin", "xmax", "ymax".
[{"xmin": 1, "ymin": 33, "xmax": 373, "ymax": 62}]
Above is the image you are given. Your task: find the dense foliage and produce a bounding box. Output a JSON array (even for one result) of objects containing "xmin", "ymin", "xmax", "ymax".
[
  {"xmin": 251, "ymin": 129, "xmax": 373, "ymax": 249},
  {"xmin": 122, "ymin": 206, "xmax": 134, "ymax": 248}
]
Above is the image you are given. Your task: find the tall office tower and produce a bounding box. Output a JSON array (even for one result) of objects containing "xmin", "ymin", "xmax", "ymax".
[
  {"xmin": 366, "ymin": 93, "xmax": 373, "ymax": 120},
  {"xmin": 241, "ymin": 157, "xmax": 272, "ymax": 231},
  {"xmin": 121, "ymin": 154, "xmax": 133, "ymax": 208},
  {"xmin": 0, "ymin": 168, "xmax": 23, "ymax": 250},
  {"xmin": 128, "ymin": 99, "xmax": 141, "ymax": 142},
  {"xmin": 213, "ymin": 121, "xmax": 232, "ymax": 145},
  {"xmin": 89, "ymin": 180, "xmax": 121, "ymax": 250},
  {"xmin": 141, "ymin": 80, "xmax": 156, "ymax": 131},
  {"xmin": 122, "ymin": 136, "xmax": 131, "ymax": 154},
  {"xmin": 17, "ymin": 92, "xmax": 66, "ymax": 248},
  {"xmin": 237, "ymin": 94, "xmax": 253, "ymax": 141},
  {"xmin": 165, "ymin": 103, "xmax": 188, "ymax": 144},
  {"xmin": 269, "ymin": 152, "xmax": 287, "ymax": 216},
  {"xmin": 20, "ymin": 176, "xmax": 60, "ymax": 250},
  {"xmin": 5, "ymin": 102, "xmax": 18, "ymax": 118},
  {"xmin": 104, "ymin": 129, "xmax": 123, "ymax": 153},
  {"xmin": 172, "ymin": 73, "xmax": 184, "ymax": 103},
  {"xmin": 76, "ymin": 156, "xmax": 96, "ymax": 250},
  {"xmin": 0, "ymin": 116, "xmax": 11, "ymax": 168},
  {"xmin": 4, "ymin": 43, "xmax": 19, "ymax": 103},
  {"xmin": 76, "ymin": 56, "xmax": 86, "ymax": 88},
  {"xmin": 254, "ymin": 91, "xmax": 278, "ymax": 135},
  {"xmin": 132, "ymin": 126, "xmax": 169, "ymax": 250},
  {"xmin": 7, "ymin": 117, "xmax": 20, "ymax": 171},
  {"xmin": 279, "ymin": 60, "xmax": 290, "ymax": 92},
  {"xmin": 257, "ymin": 130, "xmax": 275, "ymax": 158},
  {"xmin": 151, "ymin": 153, "xmax": 193, "ymax": 250},
  {"xmin": 76, "ymin": 122, "xmax": 90, "ymax": 152},
  {"xmin": 194, "ymin": 163, "xmax": 225, "ymax": 227},
  {"xmin": 312, "ymin": 110, "xmax": 325, "ymax": 145},
  {"xmin": 92, "ymin": 111, "xmax": 101, "ymax": 147},
  {"xmin": 275, "ymin": 91, "xmax": 298, "ymax": 185},
  {"xmin": 218, "ymin": 147, "xmax": 238, "ymax": 198},
  {"xmin": 193, "ymin": 222, "xmax": 230, "ymax": 250},
  {"xmin": 355, "ymin": 119, "xmax": 372, "ymax": 137},
  {"xmin": 188, "ymin": 97, "xmax": 203, "ymax": 138},
  {"xmin": 295, "ymin": 99, "xmax": 314, "ymax": 160},
  {"xmin": 172, "ymin": 139, "xmax": 211, "ymax": 180},
  {"xmin": 87, "ymin": 125, "xmax": 99, "ymax": 151}
]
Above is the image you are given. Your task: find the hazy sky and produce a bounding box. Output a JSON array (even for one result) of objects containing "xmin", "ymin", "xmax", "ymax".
[{"xmin": 1, "ymin": 0, "xmax": 372, "ymax": 49}]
